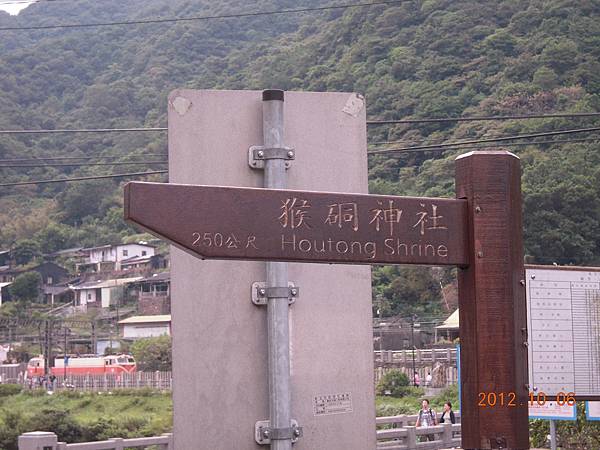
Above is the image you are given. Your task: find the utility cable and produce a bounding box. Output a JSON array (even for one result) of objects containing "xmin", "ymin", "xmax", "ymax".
[
  {"xmin": 370, "ymin": 136, "xmax": 600, "ymax": 147},
  {"xmin": 0, "ymin": 112, "xmax": 598, "ymax": 134},
  {"xmin": 366, "ymin": 112, "xmax": 600, "ymax": 125},
  {"xmin": 0, "ymin": 154, "xmax": 167, "ymax": 162},
  {"xmin": 367, "ymin": 126, "xmax": 600, "ymax": 155},
  {"xmin": 0, "ymin": 170, "xmax": 167, "ymax": 187},
  {"xmin": 1, "ymin": 160, "xmax": 168, "ymax": 168},
  {"xmin": 0, "ymin": 0, "xmax": 405, "ymax": 31},
  {"xmin": 0, "ymin": 127, "xmax": 167, "ymax": 135}
]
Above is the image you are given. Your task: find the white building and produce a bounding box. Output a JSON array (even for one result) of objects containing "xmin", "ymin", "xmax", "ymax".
[
  {"xmin": 79, "ymin": 243, "xmax": 155, "ymax": 272},
  {"xmin": 71, "ymin": 277, "xmax": 142, "ymax": 310},
  {"xmin": 118, "ymin": 315, "xmax": 171, "ymax": 339}
]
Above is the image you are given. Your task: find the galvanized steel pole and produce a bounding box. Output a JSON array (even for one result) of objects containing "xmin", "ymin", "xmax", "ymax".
[{"xmin": 262, "ymin": 89, "xmax": 292, "ymax": 450}]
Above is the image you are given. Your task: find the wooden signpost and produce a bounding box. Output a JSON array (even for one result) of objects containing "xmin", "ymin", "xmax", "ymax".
[
  {"xmin": 125, "ymin": 183, "xmax": 469, "ymax": 266},
  {"xmin": 125, "ymin": 90, "xmax": 529, "ymax": 449}
]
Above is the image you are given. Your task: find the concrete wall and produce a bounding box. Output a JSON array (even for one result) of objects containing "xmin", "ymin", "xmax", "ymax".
[
  {"xmin": 169, "ymin": 90, "xmax": 375, "ymax": 449},
  {"xmin": 122, "ymin": 323, "xmax": 170, "ymax": 338}
]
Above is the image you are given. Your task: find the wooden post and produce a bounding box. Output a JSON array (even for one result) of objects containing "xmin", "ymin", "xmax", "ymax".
[{"xmin": 455, "ymin": 151, "xmax": 529, "ymax": 449}]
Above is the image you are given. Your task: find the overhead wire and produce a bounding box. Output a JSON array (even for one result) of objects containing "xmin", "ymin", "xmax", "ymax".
[
  {"xmin": 0, "ymin": 155, "xmax": 167, "ymax": 162},
  {"xmin": 0, "ymin": 170, "xmax": 167, "ymax": 187},
  {"xmin": 0, "ymin": 0, "xmax": 406, "ymax": 31},
  {"xmin": 0, "ymin": 112, "xmax": 597, "ymax": 135},
  {"xmin": 366, "ymin": 112, "xmax": 600, "ymax": 125},
  {"xmin": 1, "ymin": 160, "xmax": 168, "ymax": 168},
  {"xmin": 0, "ymin": 127, "xmax": 167, "ymax": 135},
  {"xmin": 369, "ymin": 136, "xmax": 600, "ymax": 147},
  {"xmin": 367, "ymin": 126, "xmax": 600, "ymax": 155}
]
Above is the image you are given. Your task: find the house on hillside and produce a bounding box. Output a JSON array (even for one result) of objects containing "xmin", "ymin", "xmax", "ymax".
[
  {"xmin": 0, "ymin": 262, "xmax": 73, "ymax": 305},
  {"xmin": 0, "ymin": 261, "xmax": 70, "ymax": 286},
  {"xmin": 0, "ymin": 250, "xmax": 10, "ymax": 267},
  {"xmin": 0, "ymin": 268, "xmax": 12, "ymax": 284},
  {"xmin": 128, "ymin": 272, "xmax": 170, "ymax": 315},
  {"xmin": 118, "ymin": 315, "xmax": 171, "ymax": 339},
  {"xmin": 121, "ymin": 254, "xmax": 169, "ymax": 273},
  {"xmin": 43, "ymin": 285, "xmax": 74, "ymax": 306},
  {"xmin": 71, "ymin": 276, "xmax": 142, "ymax": 311},
  {"xmin": 76, "ymin": 243, "xmax": 156, "ymax": 273},
  {"xmin": 0, "ymin": 282, "xmax": 11, "ymax": 307}
]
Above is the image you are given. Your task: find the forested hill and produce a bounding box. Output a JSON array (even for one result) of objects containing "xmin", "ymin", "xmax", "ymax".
[{"xmin": 0, "ymin": 1, "xmax": 599, "ymax": 315}]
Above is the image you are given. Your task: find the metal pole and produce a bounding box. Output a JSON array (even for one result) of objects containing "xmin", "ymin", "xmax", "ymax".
[
  {"xmin": 549, "ymin": 419, "xmax": 557, "ymax": 450},
  {"xmin": 64, "ymin": 328, "xmax": 68, "ymax": 380},
  {"xmin": 262, "ymin": 89, "xmax": 292, "ymax": 450},
  {"xmin": 411, "ymin": 320, "xmax": 416, "ymax": 386}
]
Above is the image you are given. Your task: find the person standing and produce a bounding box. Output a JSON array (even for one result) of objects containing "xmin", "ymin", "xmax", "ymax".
[
  {"xmin": 425, "ymin": 372, "xmax": 432, "ymax": 387},
  {"xmin": 439, "ymin": 402, "xmax": 456, "ymax": 424},
  {"xmin": 414, "ymin": 371, "xmax": 420, "ymax": 387},
  {"xmin": 415, "ymin": 399, "xmax": 437, "ymax": 441}
]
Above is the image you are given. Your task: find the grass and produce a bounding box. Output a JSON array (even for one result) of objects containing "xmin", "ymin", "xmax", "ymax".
[
  {"xmin": 376, "ymin": 384, "xmax": 459, "ymax": 417},
  {"xmin": 0, "ymin": 390, "xmax": 173, "ymax": 434}
]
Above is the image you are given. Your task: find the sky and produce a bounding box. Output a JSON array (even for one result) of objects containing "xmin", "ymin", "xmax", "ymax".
[{"xmin": 0, "ymin": 1, "xmax": 34, "ymax": 15}]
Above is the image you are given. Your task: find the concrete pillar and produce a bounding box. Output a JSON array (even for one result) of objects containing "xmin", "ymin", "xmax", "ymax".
[{"xmin": 18, "ymin": 431, "xmax": 57, "ymax": 450}]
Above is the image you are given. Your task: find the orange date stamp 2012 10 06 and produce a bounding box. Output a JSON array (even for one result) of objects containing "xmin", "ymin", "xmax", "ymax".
[{"xmin": 478, "ymin": 392, "xmax": 576, "ymax": 407}]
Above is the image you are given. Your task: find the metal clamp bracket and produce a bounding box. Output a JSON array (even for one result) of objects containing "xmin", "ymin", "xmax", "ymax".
[
  {"xmin": 249, "ymin": 145, "xmax": 295, "ymax": 170},
  {"xmin": 251, "ymin": 281, "xmax": 298, "ymax": 306},
  {"xmin": 255, "ymin": 420, "xmax": 302, "ymax": 445}
]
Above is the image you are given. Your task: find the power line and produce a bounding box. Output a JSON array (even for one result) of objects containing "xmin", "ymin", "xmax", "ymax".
[
  {"xmin": 0, "ymin": 0, "xmax": 405, "ymax": 31},
  {"xmin": 0, "ymin": 127, "xmax": 167, "ymax": 135},
  {"xmin": 0, "ymin": 170, "xmax": 167, "ymax": 187},
  {"xmin": 0, "ymin": 154, "xmax": 167, "ymax": 162},
  {"xmin": 369, "ymin": 136, "xmax": 600, "ymax": 152},
  {"xmin": 366, "ymin": 112, "xmax": 600, "ymax": 125},
  {"xmin": 367, "ymin": 126, "xmax": 600, "ymax": 155},
  {"xmin": 0, "ymin": 111, "xmax": 598, "ymax": 134},
  {"xmin": 1, "ymin": 160, "xmax": 168, "ymax": 168}
]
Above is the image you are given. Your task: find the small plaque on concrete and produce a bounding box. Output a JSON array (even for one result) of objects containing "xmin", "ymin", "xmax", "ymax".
[{"xmin": 313, "ymin": 392, "xmax": 353, "ymax": 416}]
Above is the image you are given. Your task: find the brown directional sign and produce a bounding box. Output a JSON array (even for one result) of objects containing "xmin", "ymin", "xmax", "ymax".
[{"xmin": 125, "ymin": 182, "xmax": 469, "ymax": 266}]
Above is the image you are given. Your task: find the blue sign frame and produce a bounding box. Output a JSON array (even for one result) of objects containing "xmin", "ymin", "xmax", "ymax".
[{"xmin": 456, "ymin": 344, "xmax": 461, "ymax": 413}]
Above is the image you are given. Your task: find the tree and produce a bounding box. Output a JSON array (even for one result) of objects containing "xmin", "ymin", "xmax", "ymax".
[
  {"xmin": 58, "ymin": 180, "xmax": 117, "ymax": 225},
  {"xmin": 373, "ymin": 266, "xmax": 443, "ymax": 317},
  {"xmin": 532, "ymin": 66, "xmax": 559, "ymax": 91},
  {"xmin": 8, "ymin": 272, "xmax": 42, "ymax": 303},
  {"xmin": 11, "ymin": 239, "xmax": 40, "ymax": 266},
  {"xmin": 130, "ymin": 335, "xmax": 172, "ymax": 371},
  {"xmin": 34, "ymin": 222, "xmax": 73, "ymax": 254}
]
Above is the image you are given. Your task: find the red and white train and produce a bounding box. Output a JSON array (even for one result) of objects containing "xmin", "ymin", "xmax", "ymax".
[{"xmin": 27, "ymin": 354, "xmax": 136, "ymax": 377}]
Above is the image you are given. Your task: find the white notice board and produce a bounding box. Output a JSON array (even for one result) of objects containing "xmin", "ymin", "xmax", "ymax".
[
  {"xmin": 526, "ymin": 266, "xmax": 600, "ymax": 399},
  {"xmin": 586, "ymin": 401, "xmax": 600, "ymax": 421},
  {"xmin": 529, "ymin": 401, "xmax": 576, "ymax": 420}
]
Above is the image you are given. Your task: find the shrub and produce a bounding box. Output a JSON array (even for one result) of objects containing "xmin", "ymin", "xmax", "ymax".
[
  {"xmin": 376, "ymin": 370, "xmax": 414, "ymax": 397},
  {"xmin": 25, "ymin": 409, "xmax": 82, "ymax": 444},
  {"xmin": 0, "ymin": 384, "xmax": 22, "ymax": 397}
]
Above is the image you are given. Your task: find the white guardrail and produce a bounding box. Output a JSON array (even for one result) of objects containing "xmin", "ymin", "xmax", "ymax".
[
  {"xmin": 19, "ymin": 414, "xmax": 462, "ymax": 449},
  {"xmin": 18, "ymin": 432, "xmax": 173, "ymax": 450}
]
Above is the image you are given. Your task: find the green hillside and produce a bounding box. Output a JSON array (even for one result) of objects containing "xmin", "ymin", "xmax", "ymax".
[{"xmin": 1, "ymin": 0, "xmax": 599, "ymax": 316}]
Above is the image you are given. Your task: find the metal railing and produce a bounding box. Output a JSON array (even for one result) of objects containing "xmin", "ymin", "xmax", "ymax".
[{"xmin": 24, "ymin": 371, "xmax": 172, "ymax": 391}]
